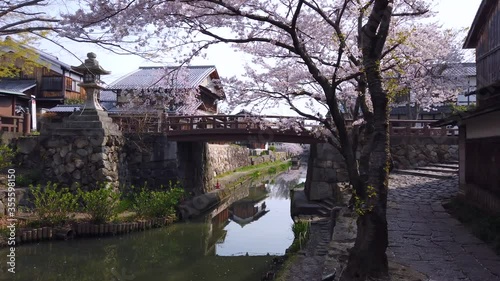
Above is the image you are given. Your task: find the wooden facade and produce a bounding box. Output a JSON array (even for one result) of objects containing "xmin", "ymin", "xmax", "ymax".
[
  {"xmin": 456, "ymin": 0, "xmax": 500, "ymax": 213},
  {"xmin": 464, "ymin": 0, "xmax": 500, "ymax": 106},
  {"xmin": 0, "ymin": 49, "xmax": 85, "ymax": 110}
]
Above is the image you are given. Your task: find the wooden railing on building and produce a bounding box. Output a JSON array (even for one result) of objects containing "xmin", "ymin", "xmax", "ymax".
[{"xmin": 0, "ymin": 114, "xmax": 31, "ymax": 135}]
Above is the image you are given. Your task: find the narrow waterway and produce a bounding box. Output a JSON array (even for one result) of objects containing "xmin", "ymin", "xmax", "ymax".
[{"xmin": 0, "ymin": 168, "xmax": 306, "ymax": 281}]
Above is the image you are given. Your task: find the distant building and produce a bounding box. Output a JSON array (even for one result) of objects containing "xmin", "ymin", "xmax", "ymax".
[
  {"xmin": 103, "ymin": 65, "xmax": 225, "ymax": 115},
  {"xmin": 390, "ymin": 63, "xmax": 477, "ymax": 121}
]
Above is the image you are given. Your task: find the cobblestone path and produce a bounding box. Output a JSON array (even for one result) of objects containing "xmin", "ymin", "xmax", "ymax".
[{"xmin": 387, "ymin": 174, "xmax": 500, "ymax": 281}]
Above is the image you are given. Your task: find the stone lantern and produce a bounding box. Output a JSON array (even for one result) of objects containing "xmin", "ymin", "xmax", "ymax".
[{"xmin": 71, "ymin": 52, "xmax": 111, "ymax": 111}]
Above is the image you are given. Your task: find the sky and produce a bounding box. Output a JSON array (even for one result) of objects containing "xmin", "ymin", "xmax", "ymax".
[{"xmin": 37, "ymin": 0, "xmax": 483, "ymax": 85}]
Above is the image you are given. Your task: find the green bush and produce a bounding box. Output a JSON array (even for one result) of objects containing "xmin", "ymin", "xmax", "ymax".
[
  {"xmin": 260, "ymin": 150, "xmax": 269, "ymax": 156},
  {"xmin": 31, "ymin": 182, "xmax": 78, "ymax": 225},
  {"xmin": 116, "ymin": 198, "xmax": 134, "ymax": 213},
  {"xmin": 269, "ymin": 146, "xmax": 276, "ymax": 152},
  {"xmin": 0, "ymin": 144, "xmax": 14, "ymax": 170},
  {"xmin": 16, "ymin": 169, "xmax": 42, "ymax": 186},
  {"xmin": 133, "ymin": 183, "xmax": 185, "ymax": 219},
  {"xmin": 78, "ymin": 183, "xmax": 120, "ymax": 224}
]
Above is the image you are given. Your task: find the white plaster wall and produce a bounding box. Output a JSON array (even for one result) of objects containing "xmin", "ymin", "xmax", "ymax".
[{"xmin": 465, "ymin": 111, "xmax": 500, "ymax": 139}]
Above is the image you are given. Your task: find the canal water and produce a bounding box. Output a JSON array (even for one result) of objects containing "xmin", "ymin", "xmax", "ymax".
[{"xmin": 0, "ymin": 169, "xmax": 306, "ymax": 281}]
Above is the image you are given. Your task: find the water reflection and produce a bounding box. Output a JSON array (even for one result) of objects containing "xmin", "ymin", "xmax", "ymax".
[{"xmin": 0, "ymin": 168, "xmax": 305, "ymax": 281}]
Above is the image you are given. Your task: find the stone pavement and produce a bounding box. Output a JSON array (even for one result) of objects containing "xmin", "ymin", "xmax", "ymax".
[
  {"xmin": 285, "ymin": 217, "xmax": 333, "ymax": 281},
  {"xmin": 387, "ymin": 174, "xmax": 500, "ymax": 281}
]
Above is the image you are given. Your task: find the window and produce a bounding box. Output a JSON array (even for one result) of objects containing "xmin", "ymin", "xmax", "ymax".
[
  {"xmin": 65, "ymin": 77, "xmax": 73, "ymax": 91},
  {"xmin": 64, "ymin": 77, "xmax": 81, "ymax": 92},
  {"xmin": 72, "ymin": 81, "xmax": 80, "ymax": 92},
  {"xmin": 41, "ymin": 76, "xmax": 63, "ymax": 91}
]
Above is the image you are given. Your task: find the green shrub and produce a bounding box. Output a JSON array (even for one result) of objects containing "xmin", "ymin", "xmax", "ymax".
[
  {"xmin": 78, "ymin": 183, "xmax": 120, "ymax": 224},
  {"xmin": 0, "ymin": 145, "xmax": 14, "ymax": 170},
  {"xmin": 267, "ymin": 166, "xmax": 277, "ymax": 174},
  {"xmin": 260, "ymin": 150, "xmax": 269, "ymax": 156},
  {"xmin": 16, "ymin": 169, "xmax": 42, "ymax": 186},
  {"xmin": 288, "ymin": 220, "xmax": 310, "ymax": 252},
  {"xmin": 116, "ymin": 198, "xmax": 134, "ymax": 213},
  {"xmin": 31, "ymin": 182, "xmax": 78, "ymax": 225},
  {"xmin": 269, "ymin": 146, "xmax": 276, "ymax": 152},
  {"xmin": 133, "ymin": 183, "xmax": 185, "ymax": 219}
]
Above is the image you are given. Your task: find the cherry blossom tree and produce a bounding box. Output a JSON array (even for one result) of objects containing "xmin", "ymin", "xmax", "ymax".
[
  {"xmin": 0, "ymin": 0, "xmax": 58, "ymax": 36},
  {"xmin": 280, "ymin": 143, "xmax": 304, "ymax": 156},
  {"xmin": 59, "ymin": 0, "xmax": 439, "ymax": 279}
]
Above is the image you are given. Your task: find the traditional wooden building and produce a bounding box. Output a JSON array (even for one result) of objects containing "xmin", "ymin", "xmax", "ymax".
[
  {"xmin": 104, "ymin": 65, "xmax": 225, "ymax": 114},
  {"xmin": 0, "ymin": 43, "xmax": 85, "ymax": 111},
  {"xmin": 434, "ymin": 0, "xmax": 500, "ymax": 213},
  {"xmin": 0, "ymin": 42, "xmax": 84, "ymax": 133}
]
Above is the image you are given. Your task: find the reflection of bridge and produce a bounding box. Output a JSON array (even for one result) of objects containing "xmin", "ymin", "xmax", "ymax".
[{"xmin": 110, "ymin": 114, "xmax": 458, "ymax": 143}]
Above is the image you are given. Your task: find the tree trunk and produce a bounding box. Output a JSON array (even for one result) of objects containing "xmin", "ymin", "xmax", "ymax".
[
  {"xmin": 342, "ymin": 126, "xmax": 390, "ymax": 280},
  {"xmin": 342, "ymin": 1, "xmax": 392, "ymax": 278}
]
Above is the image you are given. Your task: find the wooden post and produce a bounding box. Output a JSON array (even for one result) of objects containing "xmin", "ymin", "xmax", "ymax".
[{"xmin": 23, "ymin": 113, "xmax": 31, "ymax": 135}]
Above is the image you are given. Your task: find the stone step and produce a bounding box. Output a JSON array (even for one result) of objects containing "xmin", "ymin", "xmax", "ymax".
[
  {"xmin": 415, "ymin": 166, "xmax": 458, "ymax": 173},
  {"xmin": 317, "ymin": 201, "xmax": 334, "ymax": 210},
  {"xmin": 392, "ymin": 169, "xmax": 456, "ymax": 179},
  {"xmin": 317, "ymin": 208, "xmax": 330, "ymax": 216},
  {"xmin": 429, "ymin": 163, "xmax": 459, "ymax": 169},
  {"xmin": 322, "ymin": 199, "xmax": 336, "ymax": 208},
  {"xmin": 67, "ymin": 115, "xmax": 114, "ymax": 122},
  {"xmin": 445, "ymin": 160, "xmax": 459, "ymax": 165}
]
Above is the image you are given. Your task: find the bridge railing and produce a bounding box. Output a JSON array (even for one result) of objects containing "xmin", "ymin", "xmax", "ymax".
[
  {"xmin": 163, "ymin": 114, "xmax": 316, "ymax": 132},
  {"xmin": 109, "ymin": 113, "xmax": 457, "ymax": 137},
  {"xmin": 389, "ymin": 120, "xmax": 458, "ymax": 137}
]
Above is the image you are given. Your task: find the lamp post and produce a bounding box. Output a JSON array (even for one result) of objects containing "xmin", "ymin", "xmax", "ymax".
[{"xmin": 71, "ymin": 52, "xmax": 111, "ymax": 111}]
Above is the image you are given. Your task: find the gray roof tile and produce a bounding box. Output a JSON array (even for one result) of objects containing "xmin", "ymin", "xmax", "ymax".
[
  {"xmin": 107, "ymin": 65, "xmax": 219, "ymax": 93},
  {"xmin": 0, "ymin": 79, "xmax": 36, "ymax": 93},
  {"xmin": 434, "ymin": 63, "xmax": 476, "ymax": 77}
]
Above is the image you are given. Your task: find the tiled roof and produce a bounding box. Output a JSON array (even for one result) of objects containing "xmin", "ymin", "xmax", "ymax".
[
  {"xmin": 100, "ymin": 90, "xmax": 116, "ymax": 101},
  {"xmin": 107, "ymin": 65, "xmax": 219, "ymax": 92},
  {"xmin": 438, "ymin": 63, "xmax": 476, "ymax": 77},
  {"xmin": 0, "ymin": 41, "xmax": 79, "ymax": 76},
  {"xmin": 47, "ymin": 104, "xmax": 82, "ymax": 113},
  {"xmin": 0, "ymin": 79, "xmax": 36, "ymax": 93}
]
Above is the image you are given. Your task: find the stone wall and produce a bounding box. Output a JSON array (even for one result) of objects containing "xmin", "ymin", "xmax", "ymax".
[
  {"xmin": 12, "ymin": 133, "xmax": 290, "ymax": 195},
  {"xmin": 250, "ymin": 152, "xmax": 287, "ymax": 165},
  {"xmin": 305, "ymin": 136, "xmax": 458, "ymax": 201},
  {"xmin": 124, "ymin": 134, "xmax": 178, "ymax": 188},
  {"xmin": 390, "ymin": 136, "xmax": 458, "ymax": 169},
  {"xmin": 305, "ymin": 143, "xmax": 348, "ymax": 201},
  {"xmin": 14, "ymin": 135, "xmax": 127, "ymax": 190},
  {"xmin": 206, "ymin": 144, "xmax": 251, "ymax": 178}
]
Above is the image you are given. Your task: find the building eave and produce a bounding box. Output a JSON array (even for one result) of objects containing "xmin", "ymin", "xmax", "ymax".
[{"xmin": 464, "ymin": 0, "xmax": 496, "ymax": 49}]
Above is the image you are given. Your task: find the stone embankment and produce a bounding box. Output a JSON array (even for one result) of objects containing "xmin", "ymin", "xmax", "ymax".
[{"xmin": 13, "ymin": 135, "xmax": 126, "ymax": 190}]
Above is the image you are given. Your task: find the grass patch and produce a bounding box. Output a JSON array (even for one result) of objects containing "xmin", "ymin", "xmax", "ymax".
[
  {"xmin": 215, "ymin": 160, "xmax": 291, "ymax": 178},
  {"xmin": 288, "ymin": 220, "xmax": 310, "ymax": 253},
  {"xmin": 443, "ymin": 197, "xmax": 500, "ymax": 254}
]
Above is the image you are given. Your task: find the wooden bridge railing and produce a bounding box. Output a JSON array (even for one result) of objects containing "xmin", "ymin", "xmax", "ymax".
[
  {"xmin": 109, "ymin": 113, "xmax": 458, "ymax": 137},
  {"xmin": 389, "ymin": 119, "xmax": 458, "ymax": 137}
]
